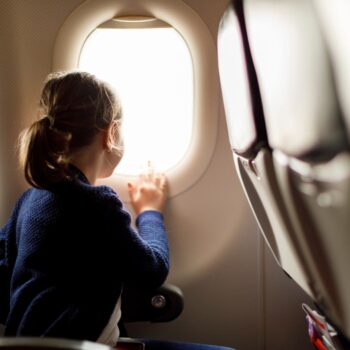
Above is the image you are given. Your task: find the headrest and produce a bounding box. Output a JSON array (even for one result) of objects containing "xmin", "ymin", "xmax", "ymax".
[
  {"xmin": 244, "ymin": 0, "xmax": 348, "ymax": 160},
  {"xmin": 313, "ymin": 0, "xmax": 350, "ymax": 141}
]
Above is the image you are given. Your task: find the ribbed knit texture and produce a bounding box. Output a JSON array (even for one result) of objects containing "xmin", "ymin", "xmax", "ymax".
[{"xmin": 0, "ymin": 169, "xmax": 169, "ymax": 341}]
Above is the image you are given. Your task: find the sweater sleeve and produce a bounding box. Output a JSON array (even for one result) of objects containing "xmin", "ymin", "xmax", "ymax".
[
  {"xmin": 0, "ymin": 190, "xmax": 31, "ymax": 325},
  {"xmin": 0, "ymin": 222, "xmax": 10, "ymax": 325},
  {"xmin": 102, "ymin": 188, "xmax": 169, "ymax": 288}
]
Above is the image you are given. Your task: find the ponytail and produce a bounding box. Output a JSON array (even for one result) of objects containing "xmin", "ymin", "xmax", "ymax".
[{"xmin": 18, "ymin": 116, "xmax": 72, "ymax": 189}]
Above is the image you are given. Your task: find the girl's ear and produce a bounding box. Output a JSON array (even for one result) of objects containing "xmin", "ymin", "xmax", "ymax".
[{"xmin": 105, "ymin": 120, "xmax": 119, "ymax": 151}]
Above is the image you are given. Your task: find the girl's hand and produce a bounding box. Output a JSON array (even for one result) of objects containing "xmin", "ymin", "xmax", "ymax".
[{"xmin": 127, "ymin": 163, "xmax": 168, "ymax": 215}]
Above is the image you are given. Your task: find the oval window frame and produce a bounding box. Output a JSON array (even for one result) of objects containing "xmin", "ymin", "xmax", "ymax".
[{"xmin": 53, "ymin": 0, "xmax": 219, "ymax": 200}]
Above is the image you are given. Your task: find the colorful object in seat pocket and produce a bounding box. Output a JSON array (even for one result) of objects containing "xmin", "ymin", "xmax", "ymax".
[{"xmin": 303, "ymin": 304, "xmax": 337, "ymax": 350}]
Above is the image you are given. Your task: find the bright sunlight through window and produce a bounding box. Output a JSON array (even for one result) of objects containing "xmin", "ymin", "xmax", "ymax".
[{"xmin": 79, "ymin": 20, "xmax": 193, "ymax": 175}]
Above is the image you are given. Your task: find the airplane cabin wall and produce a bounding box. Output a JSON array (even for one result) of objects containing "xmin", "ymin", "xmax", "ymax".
[{"xmin": 0, "ymin": 1, "xmax": 313, "ymax": 349}]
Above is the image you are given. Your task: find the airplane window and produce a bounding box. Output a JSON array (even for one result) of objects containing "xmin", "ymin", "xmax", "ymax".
[{"xmin": 79, "ymin": 18, "xmax": 193, "ymax": 175}]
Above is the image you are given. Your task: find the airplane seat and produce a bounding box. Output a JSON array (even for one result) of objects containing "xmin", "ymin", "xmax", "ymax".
[
  {"xmin": 217, "ymin": 0, "xmax": 315, "ymax": 299},
  {"xmin": 218, "ymin": 0, "xmax": 350, "ymax": 348},
  {"xmin": 0, "ymin": 284, "xmax": 183, "ymax": 347},
  {"xmin": 0, "ymin": 284, "xmax": 183, "ymax": 350}
]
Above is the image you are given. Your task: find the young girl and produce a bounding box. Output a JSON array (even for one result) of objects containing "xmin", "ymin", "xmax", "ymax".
[{"xmin": 0, "ymin": 71, "xmax": 233, "ymax": 350}]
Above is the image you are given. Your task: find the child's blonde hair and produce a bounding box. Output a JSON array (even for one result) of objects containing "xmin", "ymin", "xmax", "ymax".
[{"xmin": 18, "ymin": 71, "xmax": 122, "ymax": 189}]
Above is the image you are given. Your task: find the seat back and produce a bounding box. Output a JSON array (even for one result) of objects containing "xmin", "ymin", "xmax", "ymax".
[
  {"xmin": 218, "ymin": 0, "xmax": 350, "ymax": 342},
  {"xmin": 218, "ymin": 0, "xmax": 315, "ymax": 297}
]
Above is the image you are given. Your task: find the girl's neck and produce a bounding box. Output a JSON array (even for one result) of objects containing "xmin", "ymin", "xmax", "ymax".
[
  {"xmin": 70, "ymin": 160, "xmax": 99, "ymax": 185},
  {"xmin": 69, "ymin": 137, "xmax": 105, "ymax": 185}
]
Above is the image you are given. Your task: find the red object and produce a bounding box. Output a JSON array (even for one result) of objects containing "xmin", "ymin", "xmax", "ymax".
[{"xmin": 313, "ymin": 338, "xmax": 327, "ymax": 350}]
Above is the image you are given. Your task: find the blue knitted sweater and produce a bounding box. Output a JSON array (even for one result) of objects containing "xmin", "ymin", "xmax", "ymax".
[{"xmin": 0, "ymin": 169, "xmax": 169, "ymax": 341}]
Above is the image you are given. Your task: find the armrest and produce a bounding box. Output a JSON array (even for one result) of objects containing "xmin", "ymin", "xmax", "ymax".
[{"xmin": 121, "ymin": 283, "xmax": 184, "ymax": 323}]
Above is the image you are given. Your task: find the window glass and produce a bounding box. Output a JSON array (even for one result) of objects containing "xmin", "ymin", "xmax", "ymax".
[{"xmin": 79, "ymin": 22, "xmax": 193, "ymax": 175}]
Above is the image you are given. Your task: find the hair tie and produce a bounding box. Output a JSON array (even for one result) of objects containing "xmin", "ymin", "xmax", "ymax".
[{"xmin": 43, "ymin": 115, "xmax": 55, "ymax": 128}]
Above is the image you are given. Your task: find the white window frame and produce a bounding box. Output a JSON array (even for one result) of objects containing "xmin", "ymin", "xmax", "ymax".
[{"xmin": 52, "ymin": 0, "xmax": 219, "ymax": 200}]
